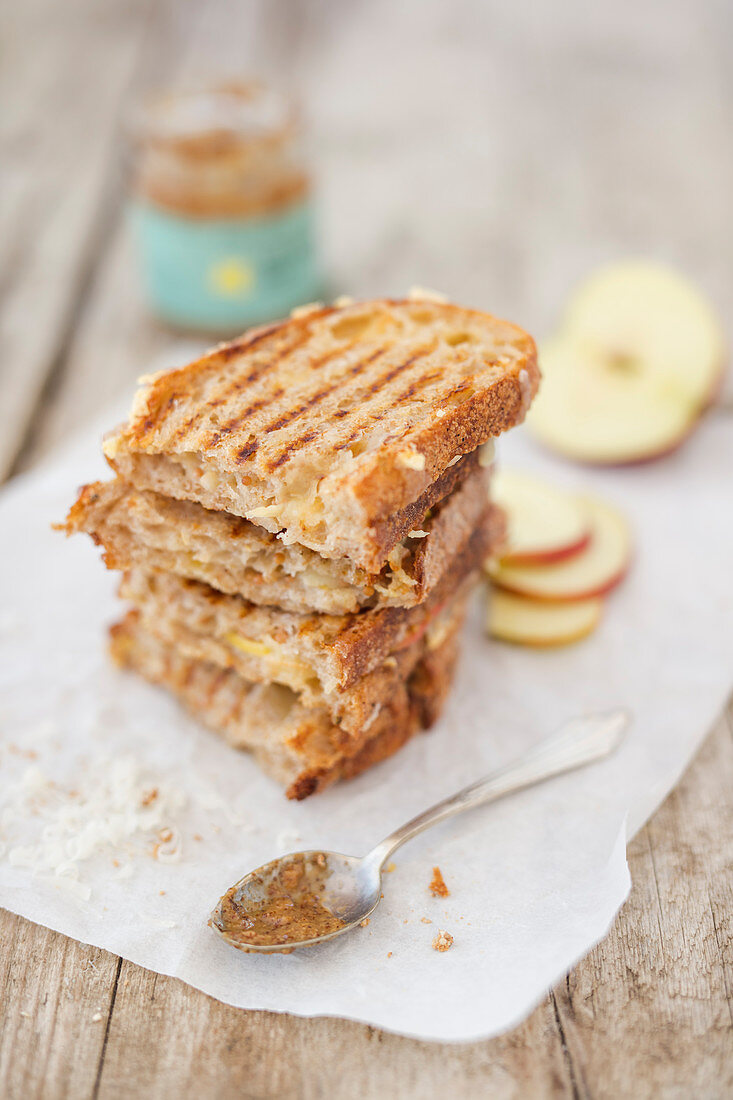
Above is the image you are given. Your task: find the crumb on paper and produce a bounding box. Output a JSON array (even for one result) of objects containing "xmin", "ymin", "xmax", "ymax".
[
  {"xmin": 360, "ymin": 918, "xmax": 370, "ymax": 927},
  {"xmin": 140, "ymin": 788, "xmax": 158, "ymax": 807},
  {"xmin": 408, "ymin": 286, "xmax": 448, "ymax": 303},
  {"xmin": 432, "ymin": 930, "xmax": 454, "ymax": 952},
  {"xmin": 385, "ymin": 862, "xmax": 396, "ymax": 873},
  {"xmin": 315, "ymin": 852, "xmax": 326, "ymax": 867},
  {"xmin": 421, "ymin": 917, "xmax": 432, "ymax": 925},
  {"xmin": 276, "ymin": 827, "xmax": 302, "ymax": 851},
  {"xmin": 159, "ymin": 890, "xmax": 166, "ymax": 896},
  {"xmin": 429, "ymin": 866, "xmax": 449, "ymax": 898},
  {"xmin": 387, "ymin": 951, "xmax": 393, "ymax": 958}
]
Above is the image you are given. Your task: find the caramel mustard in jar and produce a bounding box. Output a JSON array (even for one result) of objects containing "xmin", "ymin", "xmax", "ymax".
[{"xmin": 128, "ymin": 83, "xmax": 320, "ymax": 333}]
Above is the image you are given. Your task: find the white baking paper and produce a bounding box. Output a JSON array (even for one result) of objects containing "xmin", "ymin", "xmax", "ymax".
[{"xmin": 1, "ymin": 405, "xmax": 731, "ymax": 1042}]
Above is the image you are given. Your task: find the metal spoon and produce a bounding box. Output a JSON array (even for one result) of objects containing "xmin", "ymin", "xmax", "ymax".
[{"xmin": 209, "ymin": 708, "xmax": 629, "ymax": 953}]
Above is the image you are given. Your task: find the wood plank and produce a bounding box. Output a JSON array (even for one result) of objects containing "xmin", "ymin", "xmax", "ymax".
[
  {"xmin": 0, "ymin": 910, "xmax": 120, "ymax": 1100},
  {"xmin": 94, "ymin": 960, "xmax": 570, "ymax": 1099},
  {"xmin": 0, "ymin": 0, "xmax": 153, "ymax": 481},
  {"xmin": 553, "ymin": 704, "xmax": 733, "ymax": 1100}
]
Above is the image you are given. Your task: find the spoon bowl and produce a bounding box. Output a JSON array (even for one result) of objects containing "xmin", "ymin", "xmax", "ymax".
[{"xmin": 210, "ymin": 849, "xmax": 384, "ymax": 952}]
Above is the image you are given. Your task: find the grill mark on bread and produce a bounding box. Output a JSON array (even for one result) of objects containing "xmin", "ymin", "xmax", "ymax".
[
  {"xmin": 205, "ymin": 329, "xmax": 314, "ymax": 432},
  {"xmin": 205, "ymin": 387, "xmax": 285, "ymax": 448},
  {"xmin": 340, "ymin": 368, "xmax": 445, "ymax": 442},
  {"xmin": 136, "ymin": 324, "xmax": 294, "ymax": 446},
  {"xmin": 207, "ymin": 335, "xmax": 368, "ymax": 462},
  {"xmin": 262, "ymin": 345, "xmax": 391, "ymax": 470},
  {"xmin": 236, "ymin": 440, "xmax": 259, "ymax": 463}
]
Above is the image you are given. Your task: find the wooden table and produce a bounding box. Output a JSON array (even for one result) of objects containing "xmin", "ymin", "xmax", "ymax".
[{"xmin": 2, "ymin": 1, "xmax": 731, "ymax": 1095}]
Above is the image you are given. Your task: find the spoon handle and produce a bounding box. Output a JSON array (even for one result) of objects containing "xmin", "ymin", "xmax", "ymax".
[{"xmin": 368, "ymin": 708, "xmax": 629, "ymax": 868}]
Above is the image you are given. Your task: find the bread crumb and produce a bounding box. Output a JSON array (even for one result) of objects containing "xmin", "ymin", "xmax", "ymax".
[
  {"xmin": 360, "ymin": 918, "xmax": 370, "ymax": 927},
  {"xmin": 290, "ymin": 301, "xmax": 324, "ymax": 318},
  {"xmin": 429, "ymin": 866, "xmax": 450, "ymax": 898},
  {"xmin": 421, "ymin": 917, "xmax": 432, "ymax": 924},
  {"xmin": 387, "ymin": 951, "xmax": 393, "ymax": 958},
  {"xmin": 396, "ymin": 449, "xmax": 426, "ymax": 471},
  {"xmin": 408, "ymin": 286, "xmax": 448, "ymax": 303},
  {"xmin": 385, "ymin": 862, "xmax": 396, "ymax": 873},
  {"xmin": 432, "ymin": 930, "xmax": 454, "ymax": 952}
]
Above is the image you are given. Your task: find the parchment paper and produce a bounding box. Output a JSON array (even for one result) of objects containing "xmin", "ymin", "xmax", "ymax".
[{"xmin": 1, "ymin": 403, "xmax": 731, "ymax": 1042}]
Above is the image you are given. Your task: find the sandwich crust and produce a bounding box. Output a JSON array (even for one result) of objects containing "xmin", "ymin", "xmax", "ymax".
[{"xmin": 104, "ymin": 297, "xmax": 537, "ymax": 571}]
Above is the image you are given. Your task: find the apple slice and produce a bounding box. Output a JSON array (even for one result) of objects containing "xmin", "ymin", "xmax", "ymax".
[
  {"xmin": 527, "ymin": 338, "xmax": 698, "ymax": 465},
  {"xmin": 492, "ymin": 469, "xmax": 591, "ymax": 564},
  {"xmin": 526, "ymin": 261, "xmax": 725, "ymax": 464},
  {"xmin": 486, "ymin": 495, "xmax": 630, "ymax": 601},
  {"xmin": 564, "ymin": 261, "xmax": 725, "ymax": 410},
  {"xmin": 488, "ymin": 590, "xmax": 602, "ymax": 647}
]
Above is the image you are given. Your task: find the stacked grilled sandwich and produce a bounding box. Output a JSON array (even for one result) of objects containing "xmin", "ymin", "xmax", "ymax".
[{"xmin": 62, "ymin": 295, "xmax": 537, "ymax": 797}]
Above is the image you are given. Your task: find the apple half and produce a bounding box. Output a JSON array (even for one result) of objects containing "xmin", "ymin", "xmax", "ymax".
[
  {"xmin": 492, "ymin": 469, "xmax": 591, "ymax": 564},
  {"xmin": 527, "ymin": 261, "xmax": 726, "ymax": 464},
  {"xmin": 488, "ymin": 590, "xmax": 602, "ymax": 647},
  {"xmin": 487, "ymin": 496, "xmax": 630, "ymax": 601}
]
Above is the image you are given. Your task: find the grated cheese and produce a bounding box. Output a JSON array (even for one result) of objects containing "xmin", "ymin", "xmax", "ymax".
[
  {"xmin": 1, "ymin": 755, "xmax": 186, "ymax": 890},
  {"xmin": 396, "ymin": 449, "xmax": 426, "ymax": 471}
]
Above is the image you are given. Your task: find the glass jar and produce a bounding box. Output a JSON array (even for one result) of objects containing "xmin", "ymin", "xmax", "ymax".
[{"xmin": 128, "ymin": 82, "xmax": 321, "ymax": 334}]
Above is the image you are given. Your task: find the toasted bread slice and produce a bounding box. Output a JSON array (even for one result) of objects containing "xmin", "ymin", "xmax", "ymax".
[
  {"xmin": 110, "ymin": 610, "xmax": 460, "ymax": 799},
  {"xmin": 117, "ymin": 557, "xmax": 478, "ymax": 735},
  {"xmin": 61, "ymin": 468, "xmax": 500, "ymax": 614},
  {"xmin": 104, "ymin": 296, "xmax": 537, "ymax": 571}
]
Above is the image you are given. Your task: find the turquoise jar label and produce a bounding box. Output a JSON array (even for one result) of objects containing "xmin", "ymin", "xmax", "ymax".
[{"xmin": 130, "ymin": 198, "xmax": 320, "ymax": 332}]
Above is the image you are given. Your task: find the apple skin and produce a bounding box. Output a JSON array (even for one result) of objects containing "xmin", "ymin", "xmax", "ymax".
[
  {"xmin": 501, "ymin": 529, "xmax": 591, "ymax": 567},
  {"xmin": 491, "ymin": 558, "xmax": 630, "ymax": 603},
  {"xmin": 487, "ymin": 494, "xmax": 632, "ymax": 602}
]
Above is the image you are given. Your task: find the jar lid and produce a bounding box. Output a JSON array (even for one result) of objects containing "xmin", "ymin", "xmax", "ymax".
[{"xmin": 132, "ymin": 82, "xmax": 297, "ymax": 156}]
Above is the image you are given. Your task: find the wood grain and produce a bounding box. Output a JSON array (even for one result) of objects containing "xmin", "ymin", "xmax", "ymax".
[{"xmin": 1, "ymin": 0, "xmax": 731, "ymax": 1095}]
